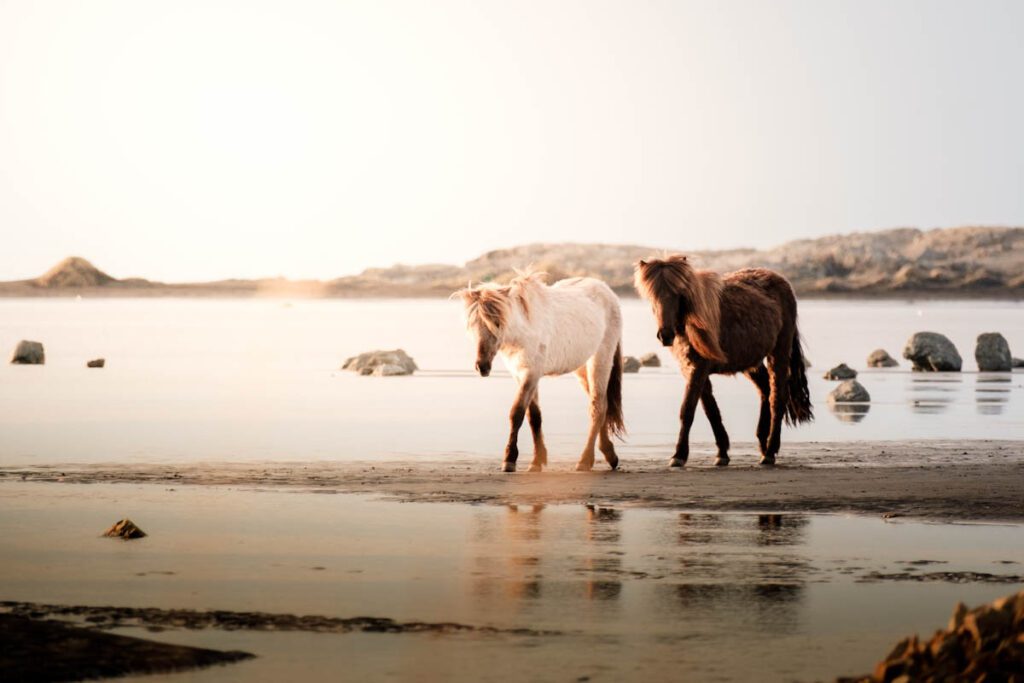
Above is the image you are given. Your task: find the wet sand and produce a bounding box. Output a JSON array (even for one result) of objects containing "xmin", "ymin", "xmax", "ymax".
[{"xmin": 4, "ymin": 440, "xmax": 1022, "ymax": 521}]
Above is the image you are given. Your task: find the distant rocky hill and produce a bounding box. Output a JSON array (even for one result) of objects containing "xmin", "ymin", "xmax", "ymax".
[{"xmin": 2, "ymin": 226, "xmax": 1021, "ymax": 298}]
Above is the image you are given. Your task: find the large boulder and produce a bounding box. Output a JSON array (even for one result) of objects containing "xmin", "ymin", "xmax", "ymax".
[
  {"xmin": 342, "ymin": 349, "xmax": 417, "ymax": 376},
  {"xmin": 902, "ymin": 332, "xmax": 962, "ymax": 371},
  {"xmin": 975, "ymin": 332, "xmax": 1013, "ymax": 372},
  {"xmin": 828, "ymin": 380, "xmax": 870, "ymax": 403},
  {"xmin": 639, "ymin": 352, "xmax": 661, "ymax": 367},
  {"xmin": 823, "ymin": 363, "xmax": 857, "ymax": 380},
  {"xmin": 866, "ymin": 349, "xmax": 899, "ymax": 368},
  {"xmin": 622, "ymin": 356, "xmax": 641, "ymax": 373},
  {"xmin": 10, "ymin": 340, "xmax": 45, "ymax": 365}
]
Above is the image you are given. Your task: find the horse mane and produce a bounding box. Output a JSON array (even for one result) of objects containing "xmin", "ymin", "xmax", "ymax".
[
  {"xmin": 634, "ymin": 255, "xmax": 726, "ymax": 362},
  {"xmin": 455, "ymin": 268, "xmax": 547, "ymax": 333}
]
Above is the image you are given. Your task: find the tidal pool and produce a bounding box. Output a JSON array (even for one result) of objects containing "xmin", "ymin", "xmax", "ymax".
[{"xmin": 0, "ymin": 483, "xmax": 1021, "ymax": 682}]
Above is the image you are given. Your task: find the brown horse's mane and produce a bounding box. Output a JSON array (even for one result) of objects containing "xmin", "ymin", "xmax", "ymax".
[
  {"xmin": 634, "ymin": 255, "xmax": 726, "ymax": 362},
  {"xmin": 456, "ymin": 269, "xmax": 546, "ymax": 334}
]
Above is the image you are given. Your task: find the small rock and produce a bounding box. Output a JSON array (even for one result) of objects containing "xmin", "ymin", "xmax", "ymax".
[
  {"xmin": 903, "ymin": 332, "xmax": 962, "ymax": 372},
  {"xmin": 342, "ymin": 349, "xmax": 417, "ymax": 376},
  {"xmin": 828, "ymin": 379, "xmax": 870, "ymax": 403},
  {"xmin": 975, "ymin": 332, "xmax": 1012, "ymax": 372},
  {"xmin": 103, "ymin": 519, "xmax": 147, "ymax": 539},
  {"xmin": 1012, "ymin": 357, "xmax": 1024, "ymax": 368},
  {"xmin": 622, "ymin": 356, "xmax": 641, "ymax": 373},
  {"xmin": 867, "ymin": 349, "xmax": 899, "ymax": 368},
  {"xmin": 86, "ymin": 358, "xmax": 106, "ymax": 368},
  {"xmin": 639, "ymin": 352, "xmax": 661, "ymax": 367},
  {"xmin": 10, "ymin": 340, "xmax": 45, "ymax": 365},
  {"xmin": 823, "ymin": 363, "xmax": 858, "ymax": 380}
]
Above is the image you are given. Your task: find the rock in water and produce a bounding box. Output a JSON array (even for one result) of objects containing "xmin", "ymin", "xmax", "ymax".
[
  {"xmin": 639, "ymin": 352, "xmax": 661, "ymax": 367},
  {"xmin": 10, "ymin": 340, "xmax": 45, "ymax": 365},
  {"xmin": 87, "ymin": 358, "xmax": 106, "ymax": 368},
  {"xmin": 975, "ymin": 332, "xmax": 1012, "ymax": 372},
  {"xmin": 902, "ymin": 332, "xmax": 962, "ymax": 371},
  {"xmin": 622, "ymin": 356, "xmax": 641, "ymax": 373},
  {"xmin": 823, "ymin": 363, "xmax": 857, "ymax": 380},
  {"xmin": 866, "ymin": 349, "xmax": 899, "ymax": 368},
  {"xmin": 342, "ymin": 349, "xmax": 417, "ymax": 376},
  {"xmin": 828, "ymin": 380, "xmax": 870, "ymax": 403},
  {"xmin": 1014, "ymin": 357, "xmax": 1024, "ymax": 368},
  {"xmin": 103, "ymin": 519, "xmax": 147, "ymax": 539},
  {"xmin": 836, "ymin": 589, "xmax": 1024, "ymax": 682}
]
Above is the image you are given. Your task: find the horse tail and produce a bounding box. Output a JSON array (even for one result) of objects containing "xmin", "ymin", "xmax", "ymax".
[
  {"xmin": 785, "ymin": 329, "xmax": 814, "ymax": 426},
  {"xmin": 605, "ymin": 342, "xmax": 626, "ymax": 438}
]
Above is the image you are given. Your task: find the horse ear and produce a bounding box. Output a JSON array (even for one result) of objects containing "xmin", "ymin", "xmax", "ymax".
[{"xmin": 637, "ymin": 259, "xmax": 647, "ymax": 267}]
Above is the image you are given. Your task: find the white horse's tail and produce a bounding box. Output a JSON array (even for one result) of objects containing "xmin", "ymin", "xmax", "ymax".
[{"xmin": 605, "ymin": 342, "xmax": 625, "ymax": 438}]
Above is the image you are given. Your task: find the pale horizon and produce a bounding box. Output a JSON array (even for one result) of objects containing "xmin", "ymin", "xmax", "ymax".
[{"xmin": 2, "ymin": 0, "xmax": 1023, "ymax": 282}]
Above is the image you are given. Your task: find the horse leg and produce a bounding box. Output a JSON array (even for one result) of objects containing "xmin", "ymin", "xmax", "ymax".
[
  {"xmin": 598, "ymin": 427, "xmax": 618, "ymax": 471},
  {"xmin": 503, "ymin": 376, "xmax": 538, "ymax": 473},
  {"xmin": 527, "ymin": 396, "xmax": 548, "ymax": 472},
  {"xmin": 700, "ymin": 378, "xmax": 730, "ymax": 467},
  {"xmin": 745, "ymin": 363, "xmax": 771, "ymax": 457},
  {"xmin": 576, "ymin": 359, "xmax": 609, "ymax": 472},
  {"xmin": 764, "ymin": 341, "xmax": 793, "ymax": 466},
  {"xmin": 671, "ymin": 364, "xmax": 710, "ymax": 467}
]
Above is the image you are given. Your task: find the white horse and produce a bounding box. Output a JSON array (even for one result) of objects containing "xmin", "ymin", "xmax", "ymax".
[{"xmin": 456, "ymin": 270, "xmax": 624, "ymax": 472}]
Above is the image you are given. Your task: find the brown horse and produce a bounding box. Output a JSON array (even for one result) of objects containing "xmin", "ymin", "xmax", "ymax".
[{"xmin": 634, "ymin": 256, "xmax": 813, "ymax": 466}]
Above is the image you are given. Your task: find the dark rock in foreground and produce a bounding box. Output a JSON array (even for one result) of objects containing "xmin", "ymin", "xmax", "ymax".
[
  {"xmin": 639, "ymin": 352, "xmax": 661, "ymax": 367},
  {"xmin": 0, "ymin": 613, "xmax": 252, "ymax": 681},
  {"xmin": 866, "ymin": 349, "xmax": 899, "ymax": 367},
  {"xmin": 828, "ymin": 380, "xmax": 870, "ymax": 403},
  {"xmin": 342, "ymin": 349, "xmax": 417, "ymax": 376},
  {"xmin": 975, "ymin": 332, "xmax": 1013, "ymax": 372},
  {"xmin": 104, "ymin": 519, "xmax": 146, "ymax": 539},
  {"xmin": 823, "ymin": 363, "xmax": 857, "ymax": 380},
  {"xmin": 903, "ymin": 332, "xmax": 962, "ymax": 371},
  {"xmin": 837, "ymin": 589, "xmax": 1024, "ymax": 682},
  {"xmin": 87, "ymin": 358, "xmax": 106, "ymax": 368},
  {"xmin": 622, "ymin": 356, "xmax": 641, "ymax": 373},
  {"xmin": 10, "ymin": 340, "xmax": 45, "ymax": 365}
]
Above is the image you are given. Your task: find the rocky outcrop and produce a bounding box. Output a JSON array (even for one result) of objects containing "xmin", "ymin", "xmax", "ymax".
[
  {"xmin": 639, "ymin": 352, "xmax": 661, "ymax": 367},
  {"xmin": 975, "ymin": 332, "xmax": 1013, "ymax": 372},
  {"xmin": 903, "ymin": 332, "xmax": 962, "ymax": 371},
  {"xmin": 103, "ymin": 519, "xmax": 146, "ymax": 539},
  {"xmin": 10, "ymin": 340, "xmax": 45, "ymax": 365},
  {"xmin": 828, "ymin": 380, "xmax": 870, "ymax": 403},
  {"xmin": 35, "ymin": 257, "xmax": 116, "ymax": 288},
  {"xmin": 342, "ymin": 349, "xmax": 417, "ymax": 376},
  {"xmin": 838, "ymin": 589, "xmax": 1024, "ymax": 683},
  {"xmin": 866, "ymin": 349, "xmax": 899, "ymax": 367},
  {"xmin": 823, "ymin": 363, "xmax": 857, "ymax": 380},
  {"xmin": 87, "ymin": 358, "xmax": 106, "ymax": 368},
  {"xmin": 622, "ymin": 356, "xmax": 641, "ymax": 373}
]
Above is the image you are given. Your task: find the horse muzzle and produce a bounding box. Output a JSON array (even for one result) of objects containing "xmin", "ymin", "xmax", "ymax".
[
  {"xmin": 656, "ymin": 328, "xmax": 676, "ymax": 347},
  {"xmin": 475, "ymin": 361, "xmax": 491, "ymax": 377}
]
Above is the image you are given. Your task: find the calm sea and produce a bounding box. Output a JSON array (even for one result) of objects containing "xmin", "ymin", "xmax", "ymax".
[{"xmin": 0, "ymin": 298, "xmax": 1021, "ymax": 464}]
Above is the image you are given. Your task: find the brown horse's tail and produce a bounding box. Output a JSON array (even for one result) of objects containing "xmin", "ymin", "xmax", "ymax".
[
  {"xmin": 785, "ymin": 330, "xmax": 814, "ymax": 426},
  {"xmin": 605, "ymin": 342, "xmax": 626, "ymax": 438}
]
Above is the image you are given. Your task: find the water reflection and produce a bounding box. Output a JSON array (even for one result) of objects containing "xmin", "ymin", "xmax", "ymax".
[
  {"xmin": 975, "ymin": 374, "xmax": 1011, "ymax": 415},
  {"xmin": 829, "ymin": 402, "xmax": 871, "ymax": 423}
]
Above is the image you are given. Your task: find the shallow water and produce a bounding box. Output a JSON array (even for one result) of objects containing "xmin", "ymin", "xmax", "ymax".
[
  {"xmin": 0, "ymin": 298, "xmax": 1022, "ymax": 465},
  {"xmin": 0, "ymin": 483, "xmax": 1021, "ymax": 682}
]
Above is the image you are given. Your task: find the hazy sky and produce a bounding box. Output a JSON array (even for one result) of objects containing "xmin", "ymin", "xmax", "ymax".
[{"xmin": 1, "ymin": 1, "xmax": 1022, "ymax": 281}]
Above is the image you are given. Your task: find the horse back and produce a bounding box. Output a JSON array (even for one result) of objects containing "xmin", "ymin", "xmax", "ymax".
[{"xmin": 714, "ymin": 268, "xmax": 796, "ymax": 371}]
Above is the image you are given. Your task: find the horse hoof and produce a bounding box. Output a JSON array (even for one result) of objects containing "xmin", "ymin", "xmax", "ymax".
[
  {"xmin": 527, "ymin": 464, "xmax": 543, "ymax": 472},
  {"xmin": 607, "ymin": 456, "xmax": 619, "ymax": 471},
  {"xmin": 668, "ymin": 458, "xmax": 687, "ymax": 468},
  {"xmin": 714, "ymin": 456, "xmax": 730, "ymax": 467},
  {"xmin": 501, "ymin": 462, "xmax": 517, "ymax": 473},
  {"xmin": 759, "ymin": 455, "xmax": 776, "ymax": 467},
  {"xmin": 575, "ymin": 462, "xmax": 593, "ymax": 472}
]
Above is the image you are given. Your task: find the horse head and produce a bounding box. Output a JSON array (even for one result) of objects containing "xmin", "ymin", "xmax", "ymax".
[
  {"xmin": 634, "ymin": 255, "xmax": 726, "ymax": 362},
  {"xmin": 454, "ymin": 284, "xmax": 511, "ymax": 377}
]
